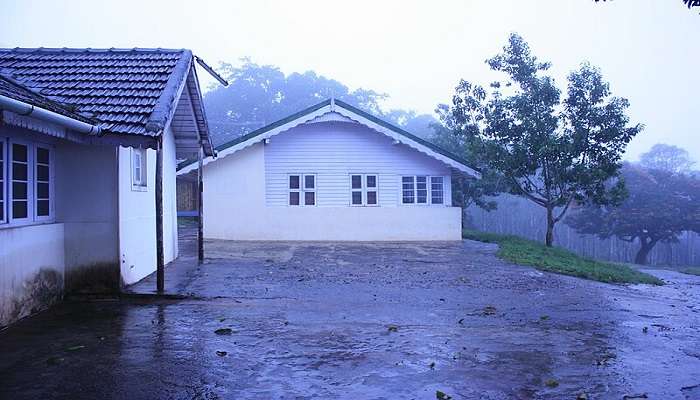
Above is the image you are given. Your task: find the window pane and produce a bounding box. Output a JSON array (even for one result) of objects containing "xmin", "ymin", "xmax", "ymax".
[
  {"xmin": 12, "ymin": 162, "xmax": 27, "ymax": 181},
  {"xmin": 37, "ymin": 182, "xmax": 49, "ymax": 199},
  {"xmin": 402, "ymin": 176, "xmax": 415, "ymax": 204},
  {"xmin": 0, "ymin": 201, "xmax": 3, "ymax": 221},
  {"xmin": 351, "ymin": 191, "xmax": 362, "ymax": 205},
  {"xmin": 431, "ymin": 177, "xmax": 444, "ymax": 204},
  {"xmin": 304, "ymin": 191, "xmax": 315, "ymax": 206},
  {"xmin": 366, "ymin": 175, "xmax": 377, "ymax": 188},
  {"xmin": 37, "ymin": 147, "xmax": 50, "ymax": 164},
  {"xmin": 367, "ymin": 191, "xmax": 377, "ymax": 205},
  {"xmin": 289, "ymin": 191, "xmax": 300, "ymax": 205},
  {"xmin": 13, "ymin": 200, "xmax": 27, "ymax": 219},
  {"xmin": 416, "ymin": 176, "xmax": 427, "ymax": 204},
  {"xmin": 304, "ymin": 175, "xmax": 315, "ymax": 189},
  {"xmin": 12, "ymin": 182, "xmax": 27, "ymax": 199},
  {"xmin": 37, "ymin": 199, "xmax": 49, "ymax": 216},
  {"xmin": 12, "ymin": 144, "xmax": 27, "ymax": 162},
  {"xmin": 289, "ymin": 175, "xmax": 300, "ymax": 189},
  {"xmin": 351, "ymin": 175, "xmax": 362, "ymax": 189},
  {"xmin": 37, "ymin": 164, "xmax": 49, "ymax": 181}
]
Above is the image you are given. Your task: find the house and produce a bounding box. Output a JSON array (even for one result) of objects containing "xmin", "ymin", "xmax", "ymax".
[
  {"xmin": 177, "ymin": 99, "xmax": 480, "ymax": 241},
  {"xmin": 0, "ymin": 48, "xmax": 215, "ymax": 327}
]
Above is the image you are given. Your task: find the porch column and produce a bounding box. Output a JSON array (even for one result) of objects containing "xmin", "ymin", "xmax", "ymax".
[
  {"xmin": 156, "ymin": 137, "xmax": 165, "ymax": 293},
  {"xmin": 197, "ymin": 146, "xmax": 204, "ymax": 264}
]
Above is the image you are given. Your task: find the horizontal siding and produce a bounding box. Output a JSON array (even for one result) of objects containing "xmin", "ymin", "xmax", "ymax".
[{"xmin": 264, "ymin": 122, "xmax": 452, "ymax": 207}]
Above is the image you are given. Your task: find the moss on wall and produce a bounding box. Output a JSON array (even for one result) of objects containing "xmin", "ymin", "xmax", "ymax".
[
  {"xmin": 1, "ymin": 268, "xmax": 63, "ymax": 329},
  {"xmin": 65, "ymin": 262, "xmax": 121, "ymax": 294}
]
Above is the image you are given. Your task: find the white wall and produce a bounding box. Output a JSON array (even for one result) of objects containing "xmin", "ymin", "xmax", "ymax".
[
  {"xmin": 55, "ymin": 142, "xmax": 120, "ymax": 291},
  {"xmin": 204, "ymin": 121, "xmax": 462, "ymax": 241},
  {"xmin": 265, "ymin": 122, "xmax": 452, "ymax": 207},
  {"xmin": 0, "ymin": 223, "xmax": 65, "ymax": 327},
  {"xmin": 117, "ymin": 124, "xmax": 179, "ymax": 285}
]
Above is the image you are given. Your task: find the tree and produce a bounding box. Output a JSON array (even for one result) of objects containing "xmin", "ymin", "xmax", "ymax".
[
  {"xmin": 639, "ymin": 143, "xmax": 695, "ymax": 174},
  {"xmin": 204, "ymin": 59, "xmax": 436, "ymax": 145},
  {"xmin": 566, "ymin": 162, "xmax": 700, "ymax": 265},
  {"xmin": 440, "ymin": 33, "xmax": 642, "ymax": 246}
]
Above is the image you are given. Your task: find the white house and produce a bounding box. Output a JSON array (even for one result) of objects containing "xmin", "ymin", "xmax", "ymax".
[
  {"xmin": 0, "ymin": 48, "xmax": 215, "ymax": 327},
  {"xmin": 178, "ymin": 99, "xmax": 480, "ymax": 241}
]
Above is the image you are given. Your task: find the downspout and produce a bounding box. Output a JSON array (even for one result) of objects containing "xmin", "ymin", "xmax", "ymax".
[
  {"xmin": 155, "ymin": 135, "xmax": 165, "ymax": 293},
  {"xmin": 0, "ymin": 95, "xmax": 102, "ymax": 135}
]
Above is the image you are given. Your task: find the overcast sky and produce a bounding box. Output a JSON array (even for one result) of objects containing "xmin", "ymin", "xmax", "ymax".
[{"xmin": 2, "ymin": 0, "xmax": 698, "ymax": 161}]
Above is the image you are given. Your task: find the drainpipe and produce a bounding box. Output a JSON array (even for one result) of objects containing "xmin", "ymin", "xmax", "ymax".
[{"xmin": 0, "ymin": 95, "xmax": 102, "ymax": 135}]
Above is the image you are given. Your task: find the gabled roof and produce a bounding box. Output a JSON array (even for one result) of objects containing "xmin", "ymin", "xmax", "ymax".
[
  {"xmin": 178, "ymin": 98, "xmax": 480, "ymax": 178},
  {"xmin": 0, "ymin": 74, "xmax": 90, "ymax": 123},
  {"xmin": 0, "ymin": 48, "xmax": 212, "ymax": 153}
]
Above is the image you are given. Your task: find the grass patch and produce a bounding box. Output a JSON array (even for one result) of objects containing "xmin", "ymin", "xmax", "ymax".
[
  {"xmin": 178, "ymin": 216, "xmax": 198, "ymax": 228},
  {"xmin": 463, "ymin": 229, "xmax": 663, "ymax": 285},
  {"xmin": 682, "ymin": 267, "xmax": 700, "ymax": 276}
]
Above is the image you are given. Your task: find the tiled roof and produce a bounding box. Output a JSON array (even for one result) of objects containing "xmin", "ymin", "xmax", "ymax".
[
  {"xmin": 0, "ymin": 48, "xmax": 190, "ymax": 136},
  {"xmin": 0, "ymin": 74, "xmax": 90, "ymax": 122}
]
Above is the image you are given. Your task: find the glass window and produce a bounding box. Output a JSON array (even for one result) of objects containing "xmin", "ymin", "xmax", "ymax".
[
  {"xmin": 402, "ymin": 176, "xmax": 415, "ymax": 204},
  {"xmin": 289, "ymin": 174, "xmax": 316, "ymax": 206},
  {"xmin": 351, "ymin": 191, "xmax": 362, "ymax": 205},
  {"xmin": 0, "ymin": 141, "xmax": 4, "ymax": 223},
  {"xmin": 350, "ymin": 174, "xmax": 378, "ymax": 206},
  {"xmin": 11, "ymin": 143, "xmax": 28, "ymax": 219},
  {"xmin": 132, "ymin": 148, "xmax": 146, "ymax": 188},
  {"xmin": 431, "ymin": 177, "xmax": 444, "ymax": 205},
  {"xmin": 289, "ymin": 175, "xmax": 300, "ymax": 190},
  {"xmin": 416, "ymin": 176, "xmax": 427, "ymax": 204},
  {"xmin": 367, "ymin": 191, "xmax": 377, "ymax": 205},
  {"xmin": 36, "ymin": 146, "xmax": 51, "ymax": 217},
  {"xmin": 351, "ymin": 175, "xmax": 362, "ymax": 189}
]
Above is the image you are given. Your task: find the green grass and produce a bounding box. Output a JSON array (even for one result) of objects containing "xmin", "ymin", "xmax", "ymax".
[
  {"xmin": 682, "ymin": 267, "xmax": 700, "ymax": 276},
  {"xmin": 463, "ymin": 229, "xmax": 663, "ymax": 285}
]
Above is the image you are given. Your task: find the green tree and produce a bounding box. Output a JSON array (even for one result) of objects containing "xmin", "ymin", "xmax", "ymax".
[
  {"xmin": 440, "ymin": 33, "xmax": 642, "ymax": 246},
  {"xmin": 566, "ymin": 162, "xmax": 700, "ymax": 265}
]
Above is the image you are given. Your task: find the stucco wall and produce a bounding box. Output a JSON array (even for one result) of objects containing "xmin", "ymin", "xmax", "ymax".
[
  {"xmin": 55, "ymin": 142, "xmax": 120, "ymax": 292},
  {"xmin": 0, "ymin": 223, "xmax": 65, "ymax": 328},
  {"xmin": 118, "ymin": 124, "xmax": 178, "ymax": 285}
]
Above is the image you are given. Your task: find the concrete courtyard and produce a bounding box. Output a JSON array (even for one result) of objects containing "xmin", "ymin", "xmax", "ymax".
[{"xmin": 0, "ymin": 228, "xmax": 699, "ymax": 399}]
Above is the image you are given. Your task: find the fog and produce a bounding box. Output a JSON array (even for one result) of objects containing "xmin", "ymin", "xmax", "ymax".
[{"xmin": 1, "ymin": 0, "xmax": 698, "ymax": 162}]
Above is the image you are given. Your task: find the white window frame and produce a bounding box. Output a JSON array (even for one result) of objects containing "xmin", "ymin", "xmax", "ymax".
[
  {"xmin": 349, "ymin": 174, "xmax": 379, "ymax": 206},
  {"xmin": 400, "ymin": 175, "xmax": 447, "ymax": 206},
  {"xmin": 9, "ymin": 139, "xmax": 32, "ymax": 225},
  {"xmin": 34, "ymin": 144, "xmax": 54, "ymax": 221},
  {"xmin": 0, "ymin": 139, "xmax": 5, "ymax": 224},
  {"xmin": 288, "ymin": 173, "xmax": 317, "ymax": 207},
  {"xmin": 131, "ymin": 148, "xmax": 147, "ymax": 190},
  {"xmin": 0, "ymin": 136, "xmax": 56, "ymax": 228}
]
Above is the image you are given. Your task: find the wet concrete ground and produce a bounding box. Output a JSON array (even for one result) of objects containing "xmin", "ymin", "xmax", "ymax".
[{"xmin": 1, "ymin": 229, "xmax": 699, "ymax": 400}]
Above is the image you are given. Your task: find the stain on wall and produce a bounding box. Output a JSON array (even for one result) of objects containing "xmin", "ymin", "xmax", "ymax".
[
  {"xmin": 65, "ymin": 263, "xmax": 121, "ymax": 294},
  {"xmin": 1, "ymin": 268, "xmax": 63, "ymax": 329}
]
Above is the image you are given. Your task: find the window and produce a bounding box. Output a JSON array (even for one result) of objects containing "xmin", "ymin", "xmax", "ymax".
[
  {"xmin": 0, "ymin": 138, "xmax": 54, "ymax": 227},
  {"xmin": 35, "ymin": 146, "xmax": 51, "ymax": 218},
  {"xmin": 131, "ymin": 148, "xmax": 147, "ymax": 188},
  {"xmin": 402, "ymin": 176, "xmax": 415, "ymax": 204},
  {"xmin": 431, "ymin": 177, "xmax": 444, "ymax": 204},
  {"xmin": 289, "ymin": 174, "xmax": 316, "ymax": 206},
  {"xmin": 350, "ymin": 174, "xmax": 378, "ymax": 206},
  {"xmin": 11, "ymin": 143, "xmax": 29, "ymax": 220},
  {"xmin": 401, "ymin": 175, "xmax": 446, "ymax": 206},
  {"xmin": 0, "ymin": 141, "xmax": 4, "ymax": 223}
]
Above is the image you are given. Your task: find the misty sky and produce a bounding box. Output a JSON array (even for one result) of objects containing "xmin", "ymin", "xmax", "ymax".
[{"xmin": 2, "ymin": 0, "xmax": 698, "ymax": 161}]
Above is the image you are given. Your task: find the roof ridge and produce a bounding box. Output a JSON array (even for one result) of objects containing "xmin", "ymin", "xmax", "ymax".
[{"xmin": 0, "ymin": 47, "xmax": 186, "ymax": 53}]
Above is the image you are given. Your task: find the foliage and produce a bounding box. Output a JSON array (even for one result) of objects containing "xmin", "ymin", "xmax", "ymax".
[
  {"xmin": 566, "ymin": 161, "xmax": 700, "ymax": 265},
  {"xmin": 682, "ymin": 267, "xmax": 700, "ymax": 276},
  {"xmin": 204, "ymin": 59, "xmax": 437, "ymax": 144},
  {"xmin": 462, "ymin": 229, "xmax": 663, "ymax": 285},
  {"xmin": 639, "ymin": 143, "xmax": 695, "ymax": 174},
  {"xmin": 440, "ymin": 33, "xmax": 642, "ymax": 246}
]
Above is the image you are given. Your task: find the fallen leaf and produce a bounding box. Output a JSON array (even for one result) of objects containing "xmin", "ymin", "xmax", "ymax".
[
  {"xmin": 66, "ymin": 345, "xmax": 85, "ymax": 351},
  {"xmin": 544, "ymin": 379, "xmax": 559, "ymax": 388},
  {"xmin": 214, "ymin": 328, "xmax": 233, "ymax": 335},
  {"xmin": 216, "ymin": 351, "xmax": 227, "ymax": 357},
  {"xmin": 436, "ymin": 390, "xmax": 452, "ymax": 400},
  {"xmin": 429, "ymin": 361, "xmax": 436, "ymax": 370},
  {"xmin": 46, "ymin": 356, "xmax": 64, "ymax": 365},
  {"xmin": 387, "ymin": 325, "xmax": 399, "ymax": 332},
  {"xmin": 482, "ymin": 306, "xmax": 497, "ymax": 316}
]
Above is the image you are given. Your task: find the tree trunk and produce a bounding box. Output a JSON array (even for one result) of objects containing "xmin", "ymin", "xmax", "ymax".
[
  {"xmin": 545, "ymin": 206, "xmax": 555, "ymax": 247},
  {"xmin": 634, "ymin": 238, "xmax": 658, "ymax": 265}
]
